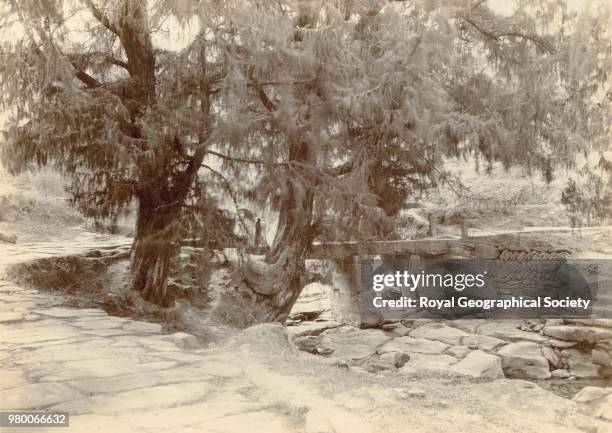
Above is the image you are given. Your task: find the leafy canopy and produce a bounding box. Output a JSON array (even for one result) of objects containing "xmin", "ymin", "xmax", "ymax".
[{"xmin": 0, "ymin": 0, "xmax": 609, "ymax": 240}]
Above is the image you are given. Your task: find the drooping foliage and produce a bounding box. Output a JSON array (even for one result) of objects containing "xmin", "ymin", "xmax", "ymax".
[{"xmin": 0, "ymin": 0, "xmax": 609, "ymax": 314}]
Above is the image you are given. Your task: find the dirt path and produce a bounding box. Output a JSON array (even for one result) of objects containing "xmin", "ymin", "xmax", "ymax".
[{"xmin": 0, "ymin": 238, "xmax": 610, "ymax": 433}]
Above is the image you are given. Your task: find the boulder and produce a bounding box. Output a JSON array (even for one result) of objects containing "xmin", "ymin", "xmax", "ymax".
[
  {"xmin": 562, "ymin": 349, "xmax": 600, "ymax": 378},
  {"xmin": 166, "ymin": 332, "xmax": 200, "ymax": 350},
  {"xmin": 497, "ymin": 342, "xmax": 551, "ymax": 379},
  {"xmin": 573, "ymin": 386, "xmax": 612, "ymax": 404},
  {"xmin": 542, "ymin": 325, "xmax": 612, "ymax": 343},
  {"xmin": 378, "ymin": 337, "xmax": 449, "ymax": 355},
  {"xmin": 550, "ymin": 369, "xmax": 571, "ymax": 379},
  {"xmin": 379, "ymin": 351, "xmax": 411, "ymax": 368},
  {"xmin": 409, "ymin": 323, "xmax": 469, "ymax": 345},
  {"xmin": 449, "ymin": 350, "xmax": 504, "ymax": 379},
  {"xmin": 591, "ymin": 343, "xmax": 612, "ymax": 367},
  {"xmin": 595, "ymin": 395, "xmax": 612, "ymax": 422},
  {"xmin": 228, "ymin": 323, "xmax": 298, "ymax": 356},
  {"xmin": 540, "ymin": 346, "xmax": 561, "ymax": 369}
]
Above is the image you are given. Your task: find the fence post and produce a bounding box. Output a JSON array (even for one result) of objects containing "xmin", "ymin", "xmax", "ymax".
[
  {"xmin": 428, "ymin": 213, "xmax": 437, "ymax": 237},
  {"xmin": 461, "ymin": 218, "xmax": 469, "ymax": 240}
]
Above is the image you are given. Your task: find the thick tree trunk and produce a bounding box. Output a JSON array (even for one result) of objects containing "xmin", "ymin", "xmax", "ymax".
[
  {"xmin": 237, "ymin": 141, "xmax": 316, "ymax": 324},
  {"xmin": 238, "ymin": 182, "xmax": 314, "ymax": 323},
  {"xmin": 130, "ymin": 192, "xmax": 183, "ymax": 307}
]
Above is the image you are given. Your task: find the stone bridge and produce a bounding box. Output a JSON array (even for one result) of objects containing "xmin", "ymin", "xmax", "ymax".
[{"xmin": 306, "ymin": 228, "xmax": 610, "ymax": 326}]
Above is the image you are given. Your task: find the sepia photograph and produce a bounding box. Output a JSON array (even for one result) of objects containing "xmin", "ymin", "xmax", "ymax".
[{"xmin": 0, "ymin": 0, "xmax": 610, "ymax": 432}]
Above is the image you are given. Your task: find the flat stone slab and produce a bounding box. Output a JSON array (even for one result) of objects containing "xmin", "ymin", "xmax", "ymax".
[
  {"xmin": 0, "ymin": 312, "xmax": 24, "ymax": 323},
  {"xmin": 13, "ymin": 341, "xmax": 148, "ymax": 365},
  {"xmin": 32, "ymin": 358, "xmax": 177, "ymax": 382},
  {"xmin": 462, "ymin": 334, "xmax": 507, "ymax": 351},
  {"xmin": 33, "ymin": 307, "xmax": 107, "ymax": 318},
  {"xmin": 399, "ymin": 353, "xmax": 458, "ymax": 375},
  {"xmin": 0, "ymin": 369, "xmax": 28, "ymax": 390},
  {"xmin": 477, "ymin": 321, "xmax": 549, "ymax": 343},
  {"xmin": 0, "ymin": 382, "xmax": 82, "ymax": 410},
  {"xmin": 449, "ymin": 350, "xmax": 503, "ymax": 379},
  {"xmin": 52, "ymin": 381, "xmax": 213, "ymax": 415},
  {"xmin": 286, "ymin": 320, "xmax": 341, "ymax": 337},
  {"xmin": 67, "ymin": 366, "xmax": 219, "ymax": 395},
  {"xmin": 573, "ymin": 386, "xmax": 612, "ymax": 403},
  {"xmin": 378, "ymin": 337, "xmax": 449, "ymax": 355},
  {"xmin": 125, "ymin": 400, "xmax": 268, "ymax": 430},
  {"xmin": 122, "ymin": 321, "xmax": 162, "ymax": 334},
  {"xmin": 543, "ymin": 325, "xmax": 612, "ymax": 343},
  {"xmin": 409, "ymin": 323, "xmax": 470, "ymax": 345},
  {"xmin": 319, "ymin": 329, "xmax": 391, "ymax": 360},
  {"xmin": 0, "ymin": 326, "xmax": 81, "ymax": 344}
]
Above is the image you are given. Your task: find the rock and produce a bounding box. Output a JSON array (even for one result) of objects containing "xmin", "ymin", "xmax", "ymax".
[
  {"xmin": 380, "ymin": 351, "xmax": 411, "ymax": 368},
  {"xmin": 52, "ymin": 381, "xmax": 213, "ymax": 415},
  {"xmin": 449, "ymin": 350, "xmax": 503, "ymax": 379},
  {"xmin": 562, "ymin": 349, "xmax": 600, "ymax": 378},
  {"xmin": 33, "ymin": 308, "xmax": 106, "ymax": 318},
  {"xmin": 573, "ymin": 386, "xmax": 612, "ymax": 403},
  {"xmin": 405, "ymin": 388, "xmax": 426, "ymax": 398},
  {"xmin": 475, "ymin": 244, "xmax": 500, "ymax": 259},
  {"xmin": 595, "ymin": 395, "xmax": 612, "ymax": 422},
  {"xmin": 0, "ymin": 233, "xmax": 17, "ymax": 244},
  {"xmin": 543, "ymin": 325, "xmax": 612, "ymax": 343},
  {"xmin": 541, "ymin": 346, "xmax": 561, "ymax": 369},
  {"xmin": 550, "ymin": 369, "xmax": 572, "ymax": 378},
  {"xmin": 167, "ymin": 332, "xmax": 200, "ymax": 350},
  {"xmin": 0, "ymin": 382, "xmax": 82, "ymax": 410},
  {"xmin": 289, "ymin": 282, "xmax": 331, "ymax": 318},
  {"xmin": 462, "ymin": 334, "xmax": 506, "ymax": 351},
  {"xmin": 0, "ymin": 312, "xmax": 23, "ymax": 323},
  {"xmin": 446, "ymin": 346, "xmax": 471, "ymax": 359},
  {"xmin": 319, "ymin": 328, "xmax": 390, "ymax": 361},
  {"xmin": 478, "ymin": 321, "xmax": 549, "ymax": 343},
  {"xmin": 409, "ymin": 323, "xmax": 469, "ymax": 345},
  {"xmin": 592, "ymin": 343, "xmax": 612, "ymax": 367},
  {"xmin": 122, "ymin": 321, "xmax": 162, "ymax": 334},
  {"xmin": 399, "ymin": 353, "xmax": 457, "ymax": 375},
  {"xmin": 378, "ymin": 337, "xmax": 449, "ymax": 355},
  {"xmin": 565, "ymin": 319, "xmax": 612, "ymax": 329},
  {"xmin": 548, "ymin": 338, "xmax": 578, "ymax": 349},
  {"xmin": 362, "ymin": 358, "xmax": 396, "ymax": 372},
  {"xmin": 229, "ymin": 323, "xmax": 297, "ymax": 356},
  {"xmin": 449, "ymin": 319, "xmax": 485, "ymax": 333},
  {"xmin": 286, "ymin": 320, "xmax": 341, "ymax": 337},
  {"xmin": 497, "ymin": 342, "xmax": 551, "ymax": 379}
]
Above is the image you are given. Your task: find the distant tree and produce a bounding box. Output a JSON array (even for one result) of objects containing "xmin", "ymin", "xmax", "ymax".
[
  {"xmin": 0, "ymin": 0, "xmax": 609, "ymax": 321},
  {"xmin": 562, "ymin": 155, "xmax": 612, "ymax": 227}
]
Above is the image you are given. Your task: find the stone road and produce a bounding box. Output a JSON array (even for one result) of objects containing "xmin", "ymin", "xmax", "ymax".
[
  {"xmin": 0, "ymin": 233, "xmax": 297, "ymax": 433},
  {"xmin": 1, "ymin": 234, "xmax": 611, "ymax": 433}
]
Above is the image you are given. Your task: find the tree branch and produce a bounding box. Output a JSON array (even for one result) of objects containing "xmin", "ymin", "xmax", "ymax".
[
  {"xmin": 206, "ymin": 149, "xmax": 289, "ymax": 166},
  {"xmin": 460, "ymin": 14, "xmax": 556, "ymax": 54},
  {"xmin": 84, "ymin": 0, "xmax": 120, "ymax": 36},
  {"xmin": 201, "ymin": 164, "xmax": 251, "ymax": 236}
]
